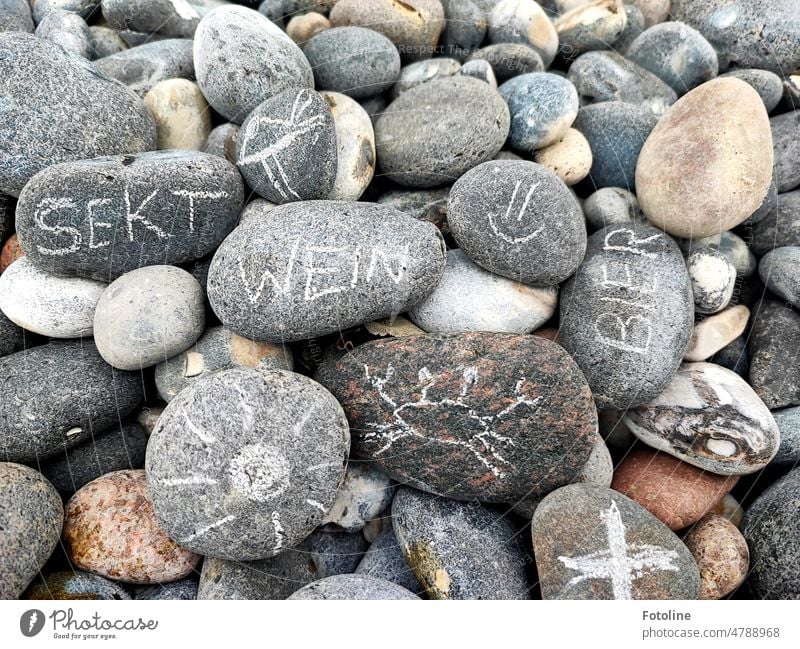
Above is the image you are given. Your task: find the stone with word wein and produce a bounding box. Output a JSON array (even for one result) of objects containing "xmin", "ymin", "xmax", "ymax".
[
  {"xmin": 207, "ymin": 200, "xmax": 446, "ymax": 342},
  {"xmin": 533, "ymin": 484, "xmax": 701, "ymax": 600},
  {"xmin": 559, "ymin": 223, "xmax": 693, "ymax": 409},
  {"xmin": 15, "ymin": 150, "xmax": 244, "ymax": 281},
  {"xmin": 146, "ymin": 367, "xmax": 350, "ymax": 561},
  {"xmin": 319, "ymin": 332, "xmax": 597, "ymax": 503}
]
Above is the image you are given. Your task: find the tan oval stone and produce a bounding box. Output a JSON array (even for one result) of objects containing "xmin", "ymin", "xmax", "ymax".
[
  {"xmin": 636, "ymin": 77, "xmax": 773, "ymax": 239},
  {"xmin": 286, "ymin": 12, "xmax": 331, "ymax": 44},
  {"xmin": 534, "ymin": 127, "xmax": 592, "ymax": 185},
  {"xmin": 684, "ymin": 514, "xmax": 749, "ymax": 599},
  {"xmin": 611, "ymin": 449, "xmax": 739, "ymax": 530},
  {"xmin": 63, "ymin": 469, "xmax": 200, "ymax": 584},
  {"xmin": 684, "ymin": 305, "xmax": 750, "ymax": 362},
  {"xmin": 709, "ymin": 493, "xmax": 744, "ymax": 528},
  {"xmin": 144, "ymin": 79, "xmax": 212, "ymax": 151}
]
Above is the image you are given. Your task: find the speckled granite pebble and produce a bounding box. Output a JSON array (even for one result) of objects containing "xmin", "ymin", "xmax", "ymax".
[
  {"xmin": 749, "ymin": 300, "xmax": 800, "ymax": 409},
  {"xmin": 288, "ymin": 574, "xmax": 420, "ymax": 600},
  {"xmin": 35, "ymin": 9, "xmax": 91, "ymax": 59},
  {"xmin": 684, "ymin": 514, "xmax": 748, "ymax": 599},
  {"xmin": 95, "ymin": 39, "xmax": 195, "ymax": 97},
  {"xmin": 356, "ymin": 525, "xmax": 424, "ymax": 594},
  {"xmin": 466, "ymin": 42, "xmax": 544, "ymax": 80},
  {"xmin": 24, "ymin": 571, "xmax": 130, "ymax": 600}
]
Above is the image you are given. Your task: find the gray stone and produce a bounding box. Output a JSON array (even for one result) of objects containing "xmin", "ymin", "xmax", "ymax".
[
  {"xmin": 533, "ymin": 484, "xmax": 700, "ymax": 599},
  {"xmin": 560, "ymin": 224, "xmax": 694, "ymax": 409},
  {"xmin": 554, "ymin": 0, "xmax": 628, "ymax": 58},
  {"xmin": 0, "ymin": 309, "xmax": 22, "ymax": 358},
  {"xmin": 94, "ymin": 265, "xmax": 205, "ymax": 371},
  {"xmin": 377, "ymin": 187, "xmax": 450, "ymax": 233},
  {"xmin": 101, "ymin": 0, "xmax": 200, "ymax": 38},
  {"xmin": 770, "ymin": 407, "xmax": 800, "ymax": 466},
  {"xmin": 694, "ymin": 231, "xmax": 758, "ymax": 278},
  {"xmin": 320, "ymin": 333, "xmax": 597, "ymax": 503},
  {"xmin": 441, "ymin": 0, "xmax": 486, "ymax": 60},
  {"xmin": 39, "ymin": 422, "xmax": 148, "ymax": 495},
  {"xmin": 0, "ymin": 193, "xmax": 12, "ymax": 241},
  {"xmin": 748, "ymin": 176, "xmax": 778, "ymax": 225},
  {"xmin": 583, "ymin": 187, "xmax": 644, "ymax": 230},
  {"xmin": 288, "ymin": 574, "xmax": 419, "ymax": 599},
  {"xmin": 95, "ymin": 38, "xmax": 195, "ymax": 96},
  {"xmin": 614, "ymin": 3, "xmax": 644, "ymax": 52},
  {"xmin": 760, "ymin": 246, "xmax": 800, "ymax": 305},
  {"xmin": 303, "ymin": 26, "xmax": 400, "ymax": 99},
  {"xmin": 146, "ymin": 368, "xmax": 350, "ymax": 561},
  {"xmin": 257, "ymin": 0, "xmax": 285, "ymax": 26},
  {"xmin": 771, "ymin": 110, "xmax": 800, "ymax": 193},
  {"xmin": 88, "ymin": 26, "xmax": 128, "ymax": 59},
  {"xmin": 671, "ymin": 0, "xmax": 800, "ymax": 75},
  {"xmin": 721, "ymin": 69, "xmax": 784, "ymax": 113},
  {"xmin": 236, "ymin": 89, "xmax": 337, "ymax": 204},
  {"xmin": 0, "ymin": 0, "xmax": 34, "ymax": 32},
  {"xmin": 574, "ymin": 101, "xmax": 658, "ymax": 190},
  {"xmin": 155, "ymin": 326, "xmax": 293, "ymax": 403},
  {"xmin": 321, "ymin": 464, "xmax": 395, "ymax": 532},
  {"xmin": 408, "ymin": 249, "xmax": 558, "ymax": 334},
  {"xmin": 0, "ymin": 258, "xmax": 106, "ymax": 338},
  {"xmin": 0, "ymin": 463, "xmax": 63, "ymax": 599},
  {"xmin": 207, "ymin": 201, "xmax": 446, "ymax": 342},
  {"xmin": 626, "ymin": 22, "xmax": 718, "ymax": 95},
  {"xmin": 202, "ymin": 123, "xmax": 239, "ymax": 164},
  {"xmin": 392, "ymin": 58, "xmax": 461, "ymax": 99},
  {"xmin": 487, "ymin": 0, "xmax": 558, "ymax": 67},
  {"xmin": 15, "ymin": 150, "xmax": 244, "ymax": 282},
  {"xmin": 376, "ymin": 76, "xmax": 509, "ymax": 188},
  {"xmin": 136, "ymin": 579, "xmax": 198, "ymax": 600},
  {"xmin": 688, "ymin": 247, "xmax": 737, "ymax": 315},
  {"xmin": 458, "ymin": 59, "xmax": 497, "ymax": 87},
  {"xmin": 742, "ymin": 467, "xmax": 800, "ymax": 599},
  {"xmin": 304, "ymin": 529, "xmax": 368, "ymax": 577},
  {"xmin": 356, "ymin": 525, "xmax": 424, "ymax": 594},
  {"xmin": 624, "ymin": 362, "xmax": 780, "ymax": 475},
  {"xmin": 466, "ymin": 42, "xmax": 544, "ymax": 80},
  {"xmin": 567, "ymin": 51, "xmax": 677, "ymax": 116},
  {"xmin": 35, "ymin": 9, "xmax": 91, "ymax": 58},
  {"xmin": 0, "ymin": 32, "xmax": 156, "ymax": 197},
  {"xmin": 24, "ymin": 570, "xmax": 130, "ymax": 600},
  {"xmin": 194, "ymin": 5, "xmax": 314, "ymax": 123},
  {"xmin": 710, "ymin": 334, "xmax": 749, "ymax": 379},
  {"xmin": 499, "ymin": 72, "xmax": 579, "ymax": 152},
  {"xmin": 448, "ymin": 160, "xmax": 586, "ymax": 285},
  {"xmin": 32, "ymin": 0, "xmax": 98, "ymax": 22},
  {"xmin": 749, "ymin": 300, "xmax": 800, "ymax": 409},
  {"xmin": 0, "ymin": 341, "xmax": 142, "ymax": 462},
  {"xmin": 750, "ymin": 191, "xmax": 800, "ymax": 257},
  {"xmin": 392, "ymin": 487, "xmax": 529, "ymax": 599}
]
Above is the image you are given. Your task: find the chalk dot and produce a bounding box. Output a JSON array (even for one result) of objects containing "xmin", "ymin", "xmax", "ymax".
[{"xmin": 228, "ymin": 443, "xmax": 291, "ymax": 502}]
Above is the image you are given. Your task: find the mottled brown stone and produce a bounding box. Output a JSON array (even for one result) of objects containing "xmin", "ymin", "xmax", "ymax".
[
  {"xmin": 321, "ymin": 332, "xmax": 597, "ymax": 502},
  {"xmin": 64, "ymin": 469, "xmax": 200, "ymax": 585},
  {"xmin": 0, "ymin": 233, "xmax": 23, "ymax": 273},
  {"xmin": 611, "ymin": 450, "xmax": 738, "ymax": 530},
  {"xmin": 684, "ymin": 514, "xmax": 749, "ymax": 599}
]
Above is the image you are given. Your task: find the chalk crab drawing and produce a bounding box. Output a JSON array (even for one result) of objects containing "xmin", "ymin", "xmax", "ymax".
[{"xmin": 361, "ymin": 363, "xmax": 543, "ymax": 479}]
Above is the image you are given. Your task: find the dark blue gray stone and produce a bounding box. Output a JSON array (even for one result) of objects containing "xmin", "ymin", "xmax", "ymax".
[
  {"xmin": 742, "ymin": 467, "xmax": 800, "ymax": 599},
  {"xmin": 568, "ymin": 51, "xmax": 677, "ymax": 116},
  {"xmin": 101, "ymin": 0, "xmax": 200, "ymax": 38},
  {"xmin": 771, "ymin": 110, "xmax": 800, "ymax": 193},
  {"xmin": 287, "ymin": 574, "xmax": 420, "ymax": 600},
  {"xmin": 750, "ymin": 191, "xmax": 800, "ymax": 256},
  {"xmin": 721, "ymin": 69, "xmax": 784, "ymax": 113},
  {"xmin": 466, "ymin": 43, "xmax": 544, "ymax": 80},
  {"xmin": 749, "ymin": 300, "xmax": 800, "ymax": 409},
  {"xmin": 35, "ymin": 9, "xmax": 91, "ymax": 58},
  {"xmin": 94, "ymin": 38, "xmax": 195, "ymax": 96},
  {"xmin": 15, "ymin": 150, "xmax": 244, "ymax": 282},
  {"xmin": 0, "ymin": 309, "xmax": 23, "ymax": 358},
  {"xmin": 711, "ymin": 334, "xmax": 749, "ymax": 379},
  {"xmin": 207, "ymin": 201, "xmax": 446, "ymax": 342},
  {"xmin": 0, "ymin": 341, "xmax": 143, "ymax": 462},
  {"xmin": 614, "ymin": 3, "xmax": 645, "ymax": 53},
  {"xmin": 303, "ymin": 26, "xmax": 400, "ymax": 99},
  {"xmin": 560, "ymin": 223, "xmax": 694, "ymax": 409},
  {"xmin": 441, "ymin": 0, "xmax": 486, "ymax": 60},
  {"xmin": 574, "ymin": 101, "xmax": 658, "ymax": 190},
  {"xmin": 770, "ymin": 407, "xmax": 800, "ymax": 466},
  {"xmin": 32, "ymin": 0, "xmax": 98, "ymax": 22},
  {"xmin": 24, "ymin": 571, "xmax": 130, "ymax": 600},
  {"xmin": 235, "ymin": 89, "xmax": 337, "ymax": 204},
  {"xmin": 356, "ymin": 525, "xmax": 424, "ymax": 594},
  {"xmin": 135, "ymin": 578, "xmax": 198, "ymax": 600},
  {"xmin": 0, "ymin": 32, "xmax": 156, "ymax": 197},
  {"xmin": 759, "ymin": 246, "xmax": 800, "ymax": 305},
  {"xmin": 499, "ymin": 72, "xmax": 579, "ymax": 152}
]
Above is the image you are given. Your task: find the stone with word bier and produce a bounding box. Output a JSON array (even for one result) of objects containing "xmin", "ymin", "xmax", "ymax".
[
  {"xmin": 319, "ymin": 332, "xmax": 597, "ymax": 503},
  {"xmin": 559, "ymin": 223, "xmax": 693, "ymax": 409},
  {"xmin": 207, "ymin": 200, "xmax": 446, "ymax": 342},
  {"xmin": 15, "ymin": 150, "xmax": 244, "ymax": 281},
  {"xmin": 533, "ymin": 484, "xmax": 701, "ymax": 600}
]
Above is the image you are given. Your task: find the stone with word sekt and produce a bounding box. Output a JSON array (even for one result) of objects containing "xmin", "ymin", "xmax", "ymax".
[
  {"xmin": 447, "ymin": 160, "xmax": 587, "ymax": 286},
  {"xmin": 15, "ymin": 150, "xmax": 244, "ymax": 282},
  {"xmin": 146, "ymin": 367, "xmax": 350, "ymax": 561},
  {"xmin": 320, "ymin": 332, "xmax": 597, "ymax": 503},
  {"xmin": 623, "ymin": 363, "xmax": 780, "ymax": 475},
  {"xmin": 392, "ymin": 487, "xmax": 529, "ymax": 599},
  {"xmin": 0, "ymin": 32, "xmax": 156, "ymax": 196},
  {"xmin": 559, "ymin": 223, "xmax": 693, "ymax": 409},
  {"xmin": 207, "ymin": 200, "xmax": 446, "ymax": 342},
  {"xmin": 0, "ymin": 341, "xmax": 143, "ymax": 462},
  {"xmin": 0, "ymin": 463, "xmax": 63, "ymax": 599},
  {"xmin": 287, "ymin": 574, "xmax": 420, "ymax": 600},
  {"xmin": 235, "ymin": 88, "xmax": 337, "ymax": 204},
  {"xmin": 533, "ymin": 484, "xmax": 701, "ymax": 600}
]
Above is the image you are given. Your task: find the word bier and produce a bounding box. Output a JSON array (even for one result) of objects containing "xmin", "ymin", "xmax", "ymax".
[
  {"xmin": 238, "ymin": 239, "xmax": 411, "ymax": 305},
  {"xmin": 32, "ymin": 186, "xmax": 227, "ymax": 257}
]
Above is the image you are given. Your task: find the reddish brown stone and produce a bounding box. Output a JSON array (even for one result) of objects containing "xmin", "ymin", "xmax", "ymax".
[
  {"xmin": 0, "ymin": 234, "xmax": 23, "ymax": 273},
  {"xmin": 611, "ymin": 450, "xmax": 738, "ymax": 530},
  {"xmin": 684, "ymin": 514, "xmax": 749, "ymax": 599},
  {"xmin": 64, "ymin": 469, "xmax": 200, "ymax": 585}
]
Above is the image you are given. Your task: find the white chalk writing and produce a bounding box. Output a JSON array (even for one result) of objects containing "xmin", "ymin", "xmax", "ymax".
[
  {"xmin": 488, "ymin": 179, "xmax": 544, "ymax": 245},
  {"xmin": 603, "ymin": 228, "xmax": 663, "ymax": 257}
]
